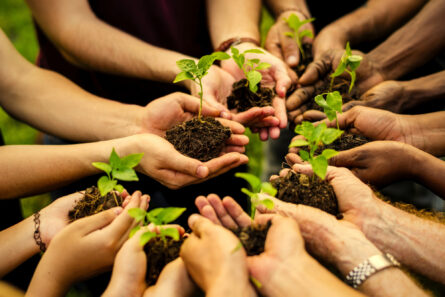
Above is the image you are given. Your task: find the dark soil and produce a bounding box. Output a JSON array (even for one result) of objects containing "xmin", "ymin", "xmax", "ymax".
[
  {"xmin": 320, "ymin": 133, "xmax": 369, "ymax": 152},
  {"xmin": 294, "ymin": 43, "xmax": 313, "ymax": 77},
  {"xmin": 304, "ymin": 75, "xmax": 360, "ymax": 112},
  {"xmin": 227, "ymin": 79, "xmax": 274, "ymax": 112},
  {"xmin": 144, "ymin": 236, "xmax": 184, "ymax": 286},
  {"xmin": 232, "ymin": 220, "xmax": 271, "ymax": 256},
  {"xmin": 68, "ymin": 186, "xmax": 122, "ymax": 221},
  {"xmin": 165, "ymin": 117, "xmax": 231, "ymax": 162},
  {"xmin": 271, "ymin": 171, "xmax": 340, "ymax": 216}
]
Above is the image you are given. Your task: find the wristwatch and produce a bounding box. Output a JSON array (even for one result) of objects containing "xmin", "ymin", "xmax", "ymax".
[{"xmin": 345, "ymin": 253, "xmax": 400, "ymax": 288}]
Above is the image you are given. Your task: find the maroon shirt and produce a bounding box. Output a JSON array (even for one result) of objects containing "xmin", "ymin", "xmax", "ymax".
[{"xmin": 35, "ymin": 0, "xmax": 212, "ymax": 105}]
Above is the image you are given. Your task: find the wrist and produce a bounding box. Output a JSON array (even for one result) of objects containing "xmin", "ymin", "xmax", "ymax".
[
  {"xmin": 207, "ymin": 262, "xmax": 254, "ymax": 297},
  {"xmin": 215, "ymin": 38, "xmax": 260, "ymax": 53}
]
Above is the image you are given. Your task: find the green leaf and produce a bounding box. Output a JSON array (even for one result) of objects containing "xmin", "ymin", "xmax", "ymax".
[
  {"xmin": 314, "ymin": 94, "xmax": 329, "ymax": 109},
  {"xmin": 140, "ymin": 231, "xmax": 157, "ymax": 246},
  {"xmin": 285, "ymin": 13, "xmax": 300, "ymax": 32},
  {"xmin": 325, "ymin": 110, "xmax": 336, "ymax": 121},
  {"xmin": 173, "ymin": 71, "xmax": 194, "ymax": 83},
  {"xmin": 197, "ymin": 54, "xmax": 216, "ymax": 76},
  {"xmin": 321, "ymin": 128, "xmax": 343, "ymax": 145},
  {"xmin": 284, "ymin": 31, "xmax": 294, "ymax": 38},
  {"xmin": 157, "ymin": 207, "xmax": 187, "ymax": 224},
  {"xmin": 97, "ymin": 176, "xmax": 116, "ymax": 196},
  {"xmin": 244, "ymin": 49, "xmax": 264, "ymax": 54},
  {"xmin": 160, "ymin": 227, "xmax": 180, "ymax": 241},
  {"xmin": 331, "ymin": 61, "xmax": 347, "ymax": 78},
  {"xmin": 256, "ymin": 62, "xmax": 271, "ymax": 70},
  {"xmin": 289, "ymin": 139, "xmax": 309, "ymax": 148},
  {"xmin": 176, "ymin": 59, "xmax": 197, "ymax": 72},
  {"xmin": 129, "ymin": 225, "xmax": 140, "ymax": 238},
  {"xmin": 310, "ymin": 155, "xmax": 328, "ymax": 180},
  {"xmin": 112, "ymin": 168, "xmax": 139, "ymax": 182},
  {"xmin": 120, "ymin": 153, "xmax": 144, "ymax": 168},
  {"xmin": 247, "ymin": 70, "xmax": 262, "ymax": 93},
  {"xmin": 345, "ymin": 42, "xmax": 352, "ymax": 56},
  {"xmin": 312, "ymin": 122, "xmax": 327, "ymax": 142},
  {"xmin": 241, "ymin": 188, "xmax": 255, "ymax": 198},
  {"xmin": 321, "ymin": 149, "xmax": 339, "ymax": 159},
  {"xmin": 326, "ymin": 91, "xmax": 342, "ymax": 113},
  {"xmin": 114, "ymin": 184, "xmax": 125, "ymax": 193},
  {"xmin": 348, "ymin": 70, "xmax": 356, "ymax": 93},
  {"xmin": 235, "ymin": 172, "xmax": 261, "ymax": 192},
  {"xmin": 128, "ymin": 208, "xmax": 146, "ymax": 222},
  {"xmin": 300, "ymin": 17, "xmax": 316, "ymax": 26},
  {"xmin": 250, "ymin": 58, "xmax": 260, "ymax": 64},
  {"xmin": 299, "ymin": 150, "xmax": 310, "ymax": 161},
  {"xmin": 230, "ymin": 46, "xmax": 239, "ymax": 55},
  {"xmin": 211, "ymin": 51, "xmax": 230, "ymax": 60},
  {"xmin": 147, "ymin": 208, "xmax": 164, "ymax": 225},
  {"xmin": 299, "ymin": 29, "xmax": 313, "ymax": 39},
  {"xmin": 261, "ymin": 182, "xmax": 277, "ymax": 197},
  {"xmin": 294, "ymin": 121, "xmax": 314, "ymax": 139},
  {"xmin": 92, "ymin": 162, "xmax": 112, "ymax": 175},
  {"xmin": 348, "ymin": 55, "xmax": 362, "ymax": 63},
  {"xmin": 250, "ymin": 276, "xmax": 263, "ymax": 289},
  {"xmin": 259, "ymin": 198, "xmax": 274, "ymax": 210},
  {"xmin": 109, "ymin": 148, "xmax": 121, "ymax": 169}
]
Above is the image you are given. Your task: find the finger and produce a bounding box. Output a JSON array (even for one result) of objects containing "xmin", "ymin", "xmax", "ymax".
[
  {"xmin": 221, "ymin": 145, "xmax": 245, "ymax": 154},
  {"xmin": 301, "ymin": 110, "xmax": 326, "ymax": 122},
  {"xmin": 273, "ymin": 96, "xmax": 287, "ymax": 129},
  {"xmin": 285, "ymin": 153, "xmax": 305, "ymax": 166},
  {"xmin": 163, "ymin": 146, "xmax": 209, "ymax": 178},
  {"xmin": 222, "ymin": 197, "xmax": 251, "ymax": 228},
  {"xmin": 328, "ymin": 149, "xmax": 359, "ymax": 168},
  {"xmin": 76, "ymin": 207, "xmax": 122, "ymax": 235},
  {"xmin": 273, "ymin": 66, "xmax": 293, "ymax": 97},
  {"xmin": 299, "ymin": 54, "xmax": 331, "ymax": 85},
  {"xmin": 232, "ymin": 107, "xmax": 277, "ymax": 127},
  {"xmin": 207, "ymin": 194, "xmax": 239, "ymax": 229},
  {"xmin": 106, "ymin": 191, "xmax": 143, "ymax": 238},
  {"xmin": 268, "ymin": 126, "xmax": 281, "ymax": 139},
  {"xmin": 217, "ymin": 118, "xmax": 246, "ymax": 134},
  {"xmin": 187, "ymin": 214, "xmax": 215, "ymax": 237},
  {"xmin": 264, "ymin": 215, "xmax": 303, "ymax": 255},
  {"xmin": 180, "ymin": 93, "xmax": 222, "ymax": 117},
  {"xmin": 147, "ymin": 223, "xmax": 185, "ymax": 237},
  {"xmin": 265, "ymin": 26, "xmax": 284, "ymax": 61},
  {"xmin": 195, "ymin": 196, "xmax": 222, "ymax": 225},
  {"xmin": 259, "ymin": 128, "xmax": 269, "ymax": 141},
  {"xmin": 279, "ymin": 168, "xmax": 291, "ymax": 177},
  {"xmin": 279, "ymin": 26, "xmax": 300, "ymax": 67},
  {"xmin": 286, "ymin": 85, "xmax": 314, "ymax": 111},
  {"xmin": 140, "ymin": 194, "xmax": 150, "ymax": 211},
  {"xmin": 342, "ymin": 100, "xmax": 366, "ymax": 112},
  {"xmin": 291, "ymin": 163, "xmax": 314, "ymax": 176},
  {"xmin": 226, "ymin": 134, "xmax": 249, "ymax": 147}
]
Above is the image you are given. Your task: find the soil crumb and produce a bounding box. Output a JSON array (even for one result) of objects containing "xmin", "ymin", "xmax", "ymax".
[
  {"xmin": 232, "ymin": 220, "xmax": 271, "ymax": 256},
  {"xmin": 227, "ymin": 79, "xmax": 274, "ymax": 112}
]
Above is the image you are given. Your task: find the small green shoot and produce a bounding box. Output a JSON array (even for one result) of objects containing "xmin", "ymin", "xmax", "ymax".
[
  {"xmin": 235, "ymin": 172, "xmax": 275, "ymax": 220},
  {"xmin": 92, "ymin": 148, "xmax": 144, "ymax": 205},
  {"xmin": 289, "ymin": 122, "xmax": 343, "ymax": 179},
  {"xmin": 174, "ymin": 52, "xmax": 230, "ymax": 120},
  {"xmin": 315, "ymin": 91, "xmax": 343, "ymax": 129},
  {"xmin": 284, "ymin": 13, "xmax": 315, "ymax": 60},
  {"xmin": 250, "ymin": 276, "xmax": 263, "ymax": 289},
  {"xmin": 128, "ymin": 207, "xmax": 186, "ymax": 246},
  {"xmin": 330, "ymin": 42, "xmax": 363, "ymax": 93},
  {"xmin": 229, "ymin": 47, "xmax": 271, "ymax": 93}
]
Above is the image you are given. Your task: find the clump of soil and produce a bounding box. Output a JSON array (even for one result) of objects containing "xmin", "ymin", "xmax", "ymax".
[
  {"xmin": 227, "ymin": 79, "xmax": 274, "ymax": 112},
  {"xmin": 304, "ymin": 75, "xmax": 360, "ymax": 112},
  {"xmin": 68, "ymin": 186, "xmax": 122, "ymax": 221},
  {"xmin": 232, "ymin": 220, "xmax": 271, "ymax": 256},
  {"xmin": 294, "ymin": 43, "xmax": 313, "ymax": 77},
  {"xmin": 271, "ymin": 171, "xmax": 339, "ymax": 216},
  {"xmin": 144, "ymin": 236, "xmax": 184, "ymax": 286},
  {"xmin": 166, "ymin": 117, "xmax": 231, "ymax": 162}
]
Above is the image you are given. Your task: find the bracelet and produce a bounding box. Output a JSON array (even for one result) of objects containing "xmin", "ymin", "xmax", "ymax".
[
  {"xmin": 345, "ymin": 253, "xmax": 400, "ymax": 288},
  {"xmin": 276, "ymin": 8, "xmax": 310, "ymax": 20},
  {"xmin": 33, "ymin": 211, "xmax": 47, "ymax": 253},
  {"xmin": 214, "ymin": 37, "xmax": 260, "ymax": 53}
]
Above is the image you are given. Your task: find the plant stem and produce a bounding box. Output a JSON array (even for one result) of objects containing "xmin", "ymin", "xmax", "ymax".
[
  {"xmin": 335, "ymin": 114, "xmax": 340, "ymax": 130},
  {"xmin": 112, "ymin": 191, "xmax": 119, "ymax": 207},
  {"xmin": 198, "ymin": 78, "xmax": 204, "ymax": 121},
  {"xmin": 329, "ymin": 77, "xmax": 334, "ymax": 92}
]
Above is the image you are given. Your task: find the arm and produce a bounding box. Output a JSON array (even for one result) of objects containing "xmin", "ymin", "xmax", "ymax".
[{"xmin": 367, "ymin": 0, "xmax": 445, "ymax": 80}]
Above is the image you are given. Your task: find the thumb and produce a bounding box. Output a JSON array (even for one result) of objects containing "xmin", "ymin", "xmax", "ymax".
[
  {"xmin": 280, "ymin": 31, "xmax": 301, "ymax": 67},
  {"xmin": 328, "ymin": 150, "xmax": 355, "ymax": 168},
  {"xmin": 76, "ymin": 207, "xmax": 122, "ymax": 235},
  {"xmin": 164, "ymin": 149, "xmax": 209, "ymax": 179},
  {"xmin": 342, "ymin": 100, "xmax": 366, "ymax": 112},
  {"xmin": 298, "ymin": 56, "xmax": 330, "ymax": 85}
]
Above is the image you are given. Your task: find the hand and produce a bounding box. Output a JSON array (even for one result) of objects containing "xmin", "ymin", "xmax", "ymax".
[
  {"xmin": 312, "ymin": 26, "xmax": 348, "ymax": 60},
  {"xmin": 28, "ymin": 192, "xmax": 149, "ymax": 296},
  {"xmin": 195, "ymin": 194, "xmax": 251, "ymax": 229},
  {"xmin": 265, "ymin": 10, "xmax": 315, "ymax": 67},
  {"xmin": 309, "ymin": 141, "xmax": 416, "ymax": 187},
  {"xmin": 221, "ymin": 42, "xmax": 298, "ymax": 139},
  {"xmin": 180, "ymin": 214, "xmax": 257, "ymax": 297},
  {"xmin": 343, "ymin": 80, "xmax": 406, "ymax": 112},
  {"xmin": 120, "ymin": 132, "xmax": 249, "ymax": 190}
]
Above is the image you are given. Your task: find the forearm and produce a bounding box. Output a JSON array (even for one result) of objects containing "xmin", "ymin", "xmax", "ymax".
[
  {"xmin": 26, "ymin": 257, "xmax": 71, "ymax": 297},
  {"xmin": 206, "ymin": 266, "xmax": 257, "ymax": 297},
  {"xmin": 207, "ymin": 0, "xmax": 261, "ymax": 48},
  {"xmin": 367, "ymin": 0, "xmax": 445, "ymax": 80},
  {"xmin": 26, "ymin": 0, "xmax": 192, "ymax": 87},
  {"xmin": 0, "ymin": 137, "xmax": 133, "ymax": 199},
  {"xmin": 400, "ymin": 70, "xmax": 445, "ymax": 110},
  {"xmin": 264, "ymin": 0, "xmax": 311, "ymax": 18},
  {"xmin": 363, "ymin": 200, "xmax": 445, "ymax": 284},
  {"xmin": 321, "ymin": 0, "xmax": 426, "ymax": 47},
  {"xmin": 0, "ymin": 217, "xmax": 39, "ymax": 278}
]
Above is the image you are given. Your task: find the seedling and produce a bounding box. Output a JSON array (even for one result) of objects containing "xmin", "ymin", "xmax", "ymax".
[
  {"xmin": 235, "ymin": 172, "xmax": 275, "ymax": 220},
  {"xmin": 229, "ymin": 47, "xmax": 271, "ymax": 93},
  {"xmin": 284, "ymin": 13, "xmax": 315, "ymax": 60},
  {"xmin": 289, "ymin": 122, "xmax": 343, "ymax": 179},
  {"xmin": 330, "ymin": 42, "xmax": 363, "ymax": 93},
  {"xmin": 315, "ymin": 91, "xmax": 343, "ymax": 129},
  {"xmin": 128, "ymin": 207, "xmax": 186, "ymax": 245},
  {"xmin": 92, "ymin": 148, "xmax": 143, "ymax": 206},
  {"xmin": 174, "ymin": 52, "xmax": 230, "ymax": 120}
]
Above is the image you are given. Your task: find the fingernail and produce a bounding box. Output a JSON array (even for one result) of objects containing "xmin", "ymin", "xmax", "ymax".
[
  {"xmin": 196, "ymin": 165, "xmax": 209, "ymax": 178},
  {"xmin": 280, "ymin": 86, "xmax": 286, "ymax": 96},
  {"xmin": 221, "ymin": 111, "xmax": 230, "ymax": 119},
  {"xmin": 287, "ymin": 56, "xmax": 297, "ymax": 65},
  {"xmin": 114, "ymin": 207, "xmax": 123, "ymax": 215}
]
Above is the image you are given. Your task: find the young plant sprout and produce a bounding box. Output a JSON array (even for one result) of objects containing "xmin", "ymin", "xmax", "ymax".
[
  {"xmin": 289, "ymin": 122, "xmax": 343, "ymax": 179},
  {"xmin": 284, "ymin": 13, "xmax": 315, "ymax": 60},
  {"xmin": 229, "ymin": 47, "xmax": 271, "ymax": 93},
  {"xmin": 92, "ymin": 148, "xmax": 144, "ymax": 206},
  {"xmin": 173, "ymin": 52, "xmax": 230, "ymax": 120},
  {"xmin": 235, "ymin": 172, "xmax": 275, "ymax": 220},
  {"xmin": 128, "ymin": 207, "xmax": 186, "ymax": 245},
  {"xmin": 315, "ymin": 91, "xmax": 343, "ymax": 129},
  {"xmin": 330, "ymin": 42, "xmax": 363, "ymax": 93}
]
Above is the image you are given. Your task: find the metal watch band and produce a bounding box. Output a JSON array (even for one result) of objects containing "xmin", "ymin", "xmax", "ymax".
[{"xmin": 345, "ymin": 253, "xmax": 400, "ymax": 288}]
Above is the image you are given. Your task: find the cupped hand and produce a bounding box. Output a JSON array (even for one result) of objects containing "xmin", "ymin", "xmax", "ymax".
[
  {"xmin": 180, "ymin": 214, "xmax": 256, "ymax": 296},
  {"xmin": 265, "ymin": 10, "xmax": 315, "ymax": 67}
]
